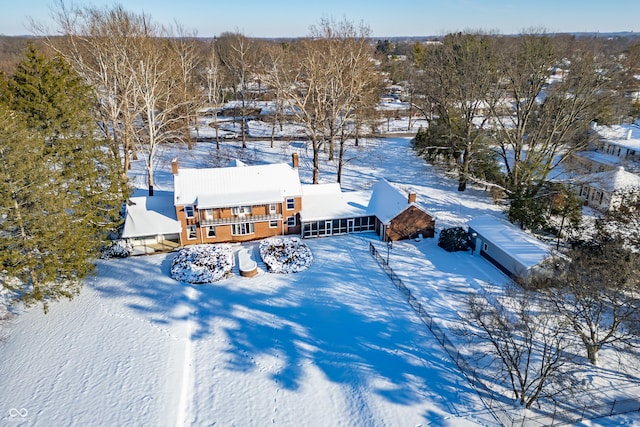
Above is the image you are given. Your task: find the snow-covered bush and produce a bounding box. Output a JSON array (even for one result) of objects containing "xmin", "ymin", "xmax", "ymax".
[
  {"xmin": 438, "ymin": 227, "xmax": 470, "ymax": 252},
  {"xmin": 259, "ymin": 237, "xmax": 313, "ymax": 273},
  {"xmin": 101, "ymin": 239, "xmax": 133, "ymax": 259},
  {"xmin": 170, "ymin": 244, "xmax": 233, "ymax": 283}
]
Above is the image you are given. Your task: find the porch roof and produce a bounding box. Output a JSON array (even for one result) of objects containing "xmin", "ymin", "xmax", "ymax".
[
  {"xmin": 299, "ymin": 183, "xmax": 371, "ymax": 222},
  {"xmin": 122, "ymin": 195, "xmax": 181, "ymax": 238}
]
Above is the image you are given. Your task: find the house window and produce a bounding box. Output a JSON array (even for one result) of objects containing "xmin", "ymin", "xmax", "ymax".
[
  {"xmin": 286, "ymin": 216, "xmax": 296, "ymax": 227},
  {"xmin": 203, "ymin": 209, "xmax": 213, "ymax": 221},
  {"xmin": 232, "ymin": 206, "xmax": 252, "ymax": 216},
  {"xmin": 286, "ymin": 198, "xmax": 295, "ymax": 210},
  {"xmin": 232, "ymin": 222, "xmax": 255, "ymax": 236},
  {"xmin": 184, "ymin": 206, "xmax": 194, "ymax": 218},
  {"xmin": 269, "ymin": 203, "xmax": 277, "ymax": 214},
  {"xmin": 205, "ymin": 226, "xmax": 216, "ymax": 238},
  {"xmin": 269, "ymin": 220, "xmax": 278, "ymax": 228},
  {"xmin": 187, "ymin": 225, "xmax": 197, "ymax": 240}
]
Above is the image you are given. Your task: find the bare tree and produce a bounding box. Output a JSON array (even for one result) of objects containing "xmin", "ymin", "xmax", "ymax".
[
  {"xmin": 46, "ymin": 2, "xmax": 202, "ymax": 196},
  {"xmin": 466, "ymin": 285, "xmax": 575, "ymax": 409},
  {"xmin": 202, "ymin": 37, "xmax": 229, "ymax": 149},
  {"xmin": 530, "ymin": 238, "xmax": 640, "ymax": 365},
  {"xmin": 217, "ymin": 31, "xmax": 257, "ymax": 149},
  {"xmin": 416, "ymin": 32, "xmax": 499, "ymax": 191},
  {"xmin": 257, "ymin": 40, "xmax": 286, "ymax": 149},
  {"xmin": 275, "ymin": 18, "xmax": 380, "ymax": 184},
  {"xmin": 167, "ymin": 24, "xmax": 203, "ymax": 149},
  {"xmin": 492, "ymin": 34, "xmax": 621, "ymax": 197},
  {"xmin": 45, "ymin": 2, "xmax": 142, "ymax": 176},
  {"xmin": 274, "ymin": 38, "xmax": 331, "ymax": 183}
]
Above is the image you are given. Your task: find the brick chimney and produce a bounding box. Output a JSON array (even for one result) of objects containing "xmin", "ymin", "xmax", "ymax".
[
  {"xmin": 171, "ymin": 158, "xmax": 179, "ymax": 175},
  {"xmin": 292, "ymin": 152, "xmax": 299, "ymax": 169},
  {"xmin": 408, "ymin": 192, "xmax": 416, "ymax": 204}
]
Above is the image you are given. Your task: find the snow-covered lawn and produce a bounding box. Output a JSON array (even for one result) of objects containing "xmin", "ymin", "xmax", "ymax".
[
  {"xmin": 2, "ymin": 135, "xmax": 639, "ymax": 426},
  {"xmin": 0, "ymin": 234, "xmax": 495, "ymax": 426}
]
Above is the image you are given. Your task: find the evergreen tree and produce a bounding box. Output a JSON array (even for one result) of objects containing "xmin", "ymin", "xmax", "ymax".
[{"xmin": 0, "ymin": 44, "xmax": 125, "ymax": 312}]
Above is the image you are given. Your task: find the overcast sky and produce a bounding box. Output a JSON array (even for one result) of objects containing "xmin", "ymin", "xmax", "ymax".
[{"xmin": 3, "ymin": 0, "xmax": 639, "ymax": 38}]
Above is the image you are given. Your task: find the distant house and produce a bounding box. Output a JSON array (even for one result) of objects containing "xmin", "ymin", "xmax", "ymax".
[
  {"xmin": 172, "ymin": 154, "xmax": 303, "ymax": 246},
  {"xmin": 575, "ymin": 166, "xmax": 640, "ymax": 211},
  {"xmin": 567, "ymin": 123, "xmax": 640, "ymax": 174},
  {"xmin": 467, "ymin": 215, "xmax": 553, "ymax": 279}
]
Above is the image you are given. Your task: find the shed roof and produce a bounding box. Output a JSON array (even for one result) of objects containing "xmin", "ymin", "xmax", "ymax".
[{"xmin": 467, "ymin": 215, "xmax": 551, "ymax": 269}]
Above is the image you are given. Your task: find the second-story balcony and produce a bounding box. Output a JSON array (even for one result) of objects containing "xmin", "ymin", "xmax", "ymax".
[{"xmin": 200, "ymin": 213, "xmax": 283, "ymax": 226}]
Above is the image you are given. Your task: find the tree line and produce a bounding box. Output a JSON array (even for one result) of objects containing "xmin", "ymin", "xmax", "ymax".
[{"xmin": 402, "ymin": 32, "xmax": 640, "ymax": 231}]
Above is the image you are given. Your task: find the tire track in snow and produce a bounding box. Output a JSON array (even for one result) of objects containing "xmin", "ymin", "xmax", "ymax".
[{"xmin": 175, "ymin": 285, "xmax": 198, "ymax": 427}]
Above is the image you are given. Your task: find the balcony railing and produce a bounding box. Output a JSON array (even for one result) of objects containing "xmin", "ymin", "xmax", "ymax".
[{"xmin": 200, "ymin": 213, "xmax": 282, "ymax": 226}]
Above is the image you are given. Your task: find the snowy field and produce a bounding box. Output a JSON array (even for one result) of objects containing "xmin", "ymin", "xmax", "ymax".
[{"xmin": 1, "ymin": 129, "xmax": 639, "ymax": 426}]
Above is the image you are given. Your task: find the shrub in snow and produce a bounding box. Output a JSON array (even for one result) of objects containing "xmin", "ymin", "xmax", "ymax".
[
  {"xmin": 259, "ymin": 237, "xmax": 313, "ymax": 273},
  {"xmin": 170, "ymin": 244, "xmax": 233, "ymax": 283},
  {"xmin": 101, "ymin": 239, "xmax": 133, "ymax": 259},
  {"xmin": 438, "ymin": 227, "xmax": 470, "ymax": 252}
]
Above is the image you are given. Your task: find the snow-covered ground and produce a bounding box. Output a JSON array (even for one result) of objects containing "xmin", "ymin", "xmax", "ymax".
[{"xmin": 1, "ymin": 133, "xmax": 639, "ymax": 426}]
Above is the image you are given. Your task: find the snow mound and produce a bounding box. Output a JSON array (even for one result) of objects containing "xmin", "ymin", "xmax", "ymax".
[
  {"xmin": 170, "ymin": 244, "xmax": 233, "ymax": 283},
  {"xmin": 259, "ymin": 237, "xmax": 313, "ymax": 273},
  {"xmin": 101, "ymin": 239, "xmax": 133, "ymax": 259}
]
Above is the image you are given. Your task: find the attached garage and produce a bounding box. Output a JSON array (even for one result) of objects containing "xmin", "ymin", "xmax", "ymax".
[{"xmin": 122, "ymin": 194, "xmax": 181, "ymax": 254}]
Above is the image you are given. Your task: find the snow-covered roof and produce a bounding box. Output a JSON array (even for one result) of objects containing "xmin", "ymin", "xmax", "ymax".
[
  {"xmin": 174, "ymin": 163, "xmax": 303, "ymax": 207},
  {"xmin": 575, "ymin": 166, "xmax": 640, "ymax": 193},
  {"xmin": 595, "ymin": 123, "xmax": 640, "ymax": 151},
  {"xmin": 367, "ymin": 179, "xmax": 428, "ymax": 224},
  {"xmin": 467, "ymin": 215, "xmax": 551, "ymax": 269},
  {"xmin": 573, "ymin": 150, "xmax": 624, "ymax": 167},
  {"xmin": 122, "ymin": 195, "xmax": 181, "ymax": 238},
  {"xmin": 299, "ymin": 183, "xmax": 371, "ymax": 222}
]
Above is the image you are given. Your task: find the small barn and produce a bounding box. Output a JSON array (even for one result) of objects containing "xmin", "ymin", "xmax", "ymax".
[
  {"xmin": 467, "ymin": 215, "xmax": 552, "ymax": 279},
  {"xmin": 368, "ymin": 179, "xmax": 436, "ymax": 242}
]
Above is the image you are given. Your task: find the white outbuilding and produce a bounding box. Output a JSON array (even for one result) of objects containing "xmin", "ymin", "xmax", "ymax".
[{"xmin": 467, "ymin": 215, "xmax": 553, "ymax": 279}]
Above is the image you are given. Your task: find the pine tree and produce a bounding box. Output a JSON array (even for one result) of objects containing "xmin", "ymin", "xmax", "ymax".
[{"xmin": 0, "ymin": 44, "xmax": 125, "ymax": 312}]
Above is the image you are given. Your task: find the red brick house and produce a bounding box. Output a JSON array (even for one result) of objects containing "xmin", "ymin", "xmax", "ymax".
[
  {"xmin": 123, "ymin": 158, "xmax": 436, "ymax": 251},
  {"xmin": 172, "ymin": 154, "xmax": 303, "ymax": 246}
]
